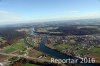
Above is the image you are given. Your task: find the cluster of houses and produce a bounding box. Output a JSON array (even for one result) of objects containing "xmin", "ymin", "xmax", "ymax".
[
  {"xmin": 45, "ymin": 35, "xmax": 100, "ymax": 57},
  {"xmin": 27, "ymin": 33, "xmax": 100, "ymax": 58},
  {"xmin": 47, "ymin": 35, "xmax": 99, "ymax": 45}
]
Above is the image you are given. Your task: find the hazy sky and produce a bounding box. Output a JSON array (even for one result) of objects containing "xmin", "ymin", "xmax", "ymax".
[{"xmin": 0, "ymin": 0, "xmax": 100, "ymax": 25}]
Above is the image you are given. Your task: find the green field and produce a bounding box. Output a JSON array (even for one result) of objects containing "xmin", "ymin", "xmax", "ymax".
[
  {"xmin": 88, "ymin": 47, "xmax": 100, "ymax": 58},
  {"xmin": 89, "ymin": 47, "xmax": 100, "ymax": 53},
  {"xmin": 4, "ymin": 39, "xmax": 26, "ymax": 53},
  {"xmin": 53, "ymin": 44, "xmax": 71, "ymax": 51},
  {"xmin": 0, "ymin": 37, "xmax": 5, "ymax": 41},
  {"xmin": 24, "ymin": 63, "xmax": 39, "ymax": 66},
  {"xmin": 0, "ymin": 37, "xmax": 3, "ymax": 41}
]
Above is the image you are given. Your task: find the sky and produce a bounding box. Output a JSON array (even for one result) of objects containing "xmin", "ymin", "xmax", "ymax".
[{"xmin": 0, "ymin": 0, "xmax": 100, "ymax": 25}]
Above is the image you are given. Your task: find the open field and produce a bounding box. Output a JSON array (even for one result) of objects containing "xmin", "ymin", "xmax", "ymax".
[
  {"xmin": 24, "ymin": 63, "xmax": 39, "ymax": 66},
  {"xmin": 4, "ymin": 39, "xmax": 25, "ymax": 53},
  {"xmin": 0, "ymin": 54, "xmax": 10, "ymax": 62}
]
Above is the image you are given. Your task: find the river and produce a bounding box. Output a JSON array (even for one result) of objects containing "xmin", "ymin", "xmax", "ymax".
[{"xmin": 32, "ymin": 28, "xmax": 99, "ymax": 66}]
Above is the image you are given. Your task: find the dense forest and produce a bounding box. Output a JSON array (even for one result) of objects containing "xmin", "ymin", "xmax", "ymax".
[
  {"xmin": 0, "ymin": 27, "xmax": 25, "ymax": 48},
  {"xmin": 49, "ymin": 26, "xmax": 100, "ymax": 36},
  {"xmin": 0, "ymin": 27, "xmax": 25, "ymax": 40}
]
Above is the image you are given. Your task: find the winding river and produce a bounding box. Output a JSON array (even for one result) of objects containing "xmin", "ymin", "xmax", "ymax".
[
  {"xmin": 32, "ymin": 28, "xmax": 99, "ymax": 66},
  {"xmin": 38, "ymin": 36, "xmax": 99, "ymax": 66}
]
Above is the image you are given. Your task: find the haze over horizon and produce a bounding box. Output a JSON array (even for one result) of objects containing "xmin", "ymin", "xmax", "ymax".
[{"xmin": 0, "ymin": 0, "xmax": 100, "ymax": 25}]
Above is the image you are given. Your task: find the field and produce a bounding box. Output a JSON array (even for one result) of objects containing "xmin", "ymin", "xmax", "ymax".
[
  {"xmin": 24, "ymin": 63, "xmax": 39, "ymax": 66},
  {"xmin": 4, "ymin": 39, "xmax": 26, "ymax": 53},
  {"xmin": 53, "ymin": 44, "xmax": 71, "ymax": 51},
  {"xmin": 0, "ymin": 54, "xmax": 10, "ymax": 62}
]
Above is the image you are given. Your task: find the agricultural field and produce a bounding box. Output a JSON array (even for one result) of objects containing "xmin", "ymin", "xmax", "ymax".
[
  {"xmin": 24, "ymin": 63, "xmax": 39, "ymax": 66},
  {"xmin": 4, "ymin": 39, "xmax": 26, "ymax": 54}
]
